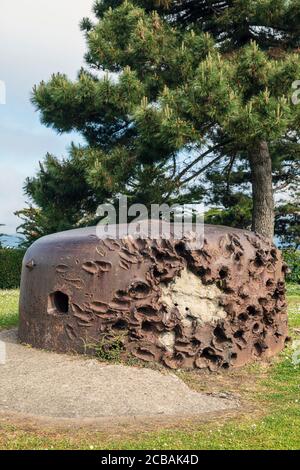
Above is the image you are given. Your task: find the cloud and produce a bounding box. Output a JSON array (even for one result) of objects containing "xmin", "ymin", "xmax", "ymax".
[
  {"xmin": 0, "ymin": 0, "xmax": 94, "ymax": 234},
  {"xmin": 0, "ymin": 164, "xmax": 28, "ymax": 235}
]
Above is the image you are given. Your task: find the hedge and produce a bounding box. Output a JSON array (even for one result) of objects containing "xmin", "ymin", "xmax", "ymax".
[
  {"xmin": 0, "ymin": 248, "xmax": 26, "ymax": 289},
  {"xmin": 283, "ymin": 249, "xmax": 300, "ymax": 285}
]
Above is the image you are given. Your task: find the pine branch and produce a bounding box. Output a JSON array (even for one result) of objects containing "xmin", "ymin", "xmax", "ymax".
[
  {"xmin": 175, "ymin": 140, "xmax": 230, "ymax": 182},
  {"xmin": 225, "ymin": 154, "xmax": 236, "ymax": 193},
  {"xmin": 180, "ymin": 153, "xmax": 225, "ymax": 185}
]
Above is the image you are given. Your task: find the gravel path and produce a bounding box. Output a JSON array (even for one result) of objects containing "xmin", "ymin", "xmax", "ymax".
[{"xmin": 0, "ymin": 329, "xmax": 237, "ymax": 422}]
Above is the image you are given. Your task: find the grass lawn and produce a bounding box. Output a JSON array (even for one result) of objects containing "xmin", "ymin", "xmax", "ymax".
[
  {"xmin": 0, "ymin": 290, "xmax": 19, "ymax": 330},
  {"xmin": 0, "ymin": 285, "xmax": 299, "ymax": 450}
]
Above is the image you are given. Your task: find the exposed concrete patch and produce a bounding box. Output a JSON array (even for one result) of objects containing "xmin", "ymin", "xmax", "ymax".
[
  {"xmin": 160, "ymin": 268, "xmax": 227, "ymax": 327},
  {"xmin": 159, "ymin": 331, "xmax": 176, "ymax": 352},
  {"xmin": 0, "ymin": 329, "xmax": 237, "ymax": 421}
]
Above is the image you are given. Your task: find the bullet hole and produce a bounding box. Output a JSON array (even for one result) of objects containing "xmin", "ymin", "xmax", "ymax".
[
  {"xmin": 115, "ymin": 290, "xmax": 129, "ymax": 299},
  {"xmin": 234, "ymin": 252, "xmax": 243, "ymax": 262},
  {"xmin": 201, "ymin": 347, "xmax": 221, "ymax": 363},
  {"xmin": 142, "ymin": 321, "xmax": 153, "ymax": 331},
  {"xmin": 191, "ymin": 339, "xmax": 201, "ymax": 348},
  {"xmin": 272, "ymin": 289, "xmax": 280, "ymax": 299},
  {"xmin": 135, "ymin": 348, "xmax": 155, "ymax": 362},
  {"xmin": 214, "ymin": 326, "xmax": 229, "ymax": 343},
  {"xmin": 175, "ymin": 242, "xmax": 186, "ymax": 257},
  {"xmin": 197, "ymin": 267, "xmax": 211, "ymax": 277},
  {"xmin": 129, "ymin": 281, "xmax": 151, "ymax": 298},
  {"xmin": 238, "ymin": 313, "xmax": 248, "ymax": 321},
  {"xmin": 137, "ymin": 305, "xmax": 157, "ymax": 316},
  {"xmin": 90, "ymin": 301, "xmax": 108, "ymax": 314},
  {"xmin": 95, "ymin": 260, "xmax": 112, "ymax": 272},
  {"xmin": 82, "ymin": 261, "xmax": 98, "ymax": 275},
  {"xmin": 234, "ymin": 330, "xmax": 244, "ymax": 338},
  {"xmin": 254, "ymin": 255, "xmax": 264, "ymax": 267},
  {"xmin": 55, "ymin": 264, "xmax": 69, "ymax": 273},
  {"xmin": 222, "ymin": 286, "xmax": 235, "ymax": 294},
  {"xmin": 186, "ymin": 315, "xmax": 195, "ymax": 324},
  {"xmin": 112, "ymin": 319, "xmax": 127, "ymax": 330},
  {"xmin": 254, "ymin": 342, "xmax": 263, "ymax": 355},
  {"xmin": 48, "ymin": 291, "xmax": 69, "ymax": 315},
  {"xmin": 219, "ymin": 267, "xmax": 229, "ymax": 279},
  {"xmin": 247, "ymin": 305, "xmax": 258, "ymax": 316},
  {"xmin": 258, "ymin": 297, "xmax": 268, "ymax": 306},
  {"xmin": 153, "ymin": 266, "xmax": 162, "ymax": 278},
  {"xmin": 154, "ymin": 251, "xmax": 165, "ymax": 262}
]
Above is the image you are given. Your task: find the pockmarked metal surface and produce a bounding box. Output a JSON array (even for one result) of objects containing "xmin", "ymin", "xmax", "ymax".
[{"xmin": 19, "ymin": 224, "xmax": 288, "ymax": 370}]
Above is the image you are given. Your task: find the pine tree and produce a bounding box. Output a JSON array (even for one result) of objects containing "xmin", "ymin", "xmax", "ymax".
[
  {"xmin": 140, "ymin": 0, "xmax": 300, "ymax": 238},
  {"xmin": 22, "ymin": 0, "xmax": 300, "ymax": 241}
]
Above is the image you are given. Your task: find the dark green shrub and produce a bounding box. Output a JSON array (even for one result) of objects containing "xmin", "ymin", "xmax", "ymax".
[
  {"xmin": 0, "ymin": 248, "xmax": 26, "ymax": 289},
  {"xmin": 283, "ymin": 249, "xmax": 300, "ymax": 285}
]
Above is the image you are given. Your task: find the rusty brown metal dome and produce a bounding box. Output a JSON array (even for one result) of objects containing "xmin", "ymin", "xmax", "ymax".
[{"xmin": 19, "ymin": 224, "xmax": 288, "ymax": 370}]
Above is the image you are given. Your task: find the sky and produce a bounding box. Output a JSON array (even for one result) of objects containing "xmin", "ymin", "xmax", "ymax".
[{"xmin": 0, "ymin": 0, "xmax": 95, "ymax": 235}]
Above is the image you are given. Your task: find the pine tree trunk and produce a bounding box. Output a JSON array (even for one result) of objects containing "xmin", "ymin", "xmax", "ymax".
[{"xmin": 249, "ymin": 140, "xmax": 274, "ymax": 240}]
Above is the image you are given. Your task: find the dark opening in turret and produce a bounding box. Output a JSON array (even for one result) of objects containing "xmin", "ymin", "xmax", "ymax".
[{"xmin": 48, "ymin": 291, "xmax": 69, "ymax": 314}]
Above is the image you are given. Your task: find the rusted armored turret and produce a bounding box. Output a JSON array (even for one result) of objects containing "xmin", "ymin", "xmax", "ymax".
[{"xmin": 19, "ymin": 224, "xmax": 288, "ymax": 370}]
